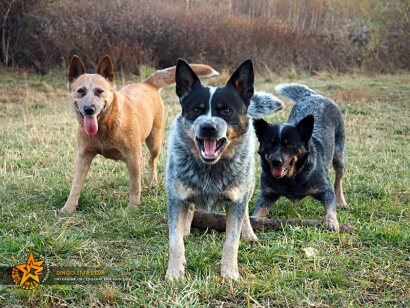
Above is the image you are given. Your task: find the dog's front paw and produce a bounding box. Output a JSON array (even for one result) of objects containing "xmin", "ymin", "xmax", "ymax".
[
  {"xmin": 252, "ymin": 207, "xmax": 269, "ymax": 218},
  {"xmin": 324, "ymin": 213, "xmax": 339, "ymax": 232},
  {"xmin": 148, "ymin": 178, "xmax": 158, "ymax": 187},
  {"xmin": 336, "ymin": 201, "xmax": 349, "ymax": 209},
  {"xmin": 60, "ymin": 203, "xmax": 77, "ymax": 213},
  {"xmin": 166, "ymin": 263, "xmax": 185, "ymax": 280},
  {"xmin": 241, "ymin": 230, "xmax": 259, "ymax": 243},
  {"xmin": 126, "ymin": 203, "xmax": 140, "ymax": 210},
  {"xmin": 183, "ymin": 224, "xmax": 191, "ymax": 236},
  {"xmin": 221, "ymin": 265, "xmax": 241, "ymax": 281}
]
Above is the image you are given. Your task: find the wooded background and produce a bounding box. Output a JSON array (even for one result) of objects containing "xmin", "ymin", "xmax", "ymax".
[{"xmin": 1, "ymin": 0, "xmax": 409, "ymax": 73}]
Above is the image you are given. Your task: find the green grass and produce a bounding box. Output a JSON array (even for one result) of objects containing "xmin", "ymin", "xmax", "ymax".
[{"xmin": 0, "ymin": 68, "xmax": 409, "ymax": 306}]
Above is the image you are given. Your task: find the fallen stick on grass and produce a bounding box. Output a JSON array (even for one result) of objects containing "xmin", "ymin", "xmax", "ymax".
[{"xmin": 191, "ymin": 211, "xmax": 355, "ymax": 233}]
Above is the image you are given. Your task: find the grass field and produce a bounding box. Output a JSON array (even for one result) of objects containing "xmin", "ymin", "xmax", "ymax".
[{"xmin": 0, "ymin": 68, "xmax": 409, "ymax": 307}]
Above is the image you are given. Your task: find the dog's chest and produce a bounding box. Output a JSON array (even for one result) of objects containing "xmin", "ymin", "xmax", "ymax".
[
  {"xmin": 173, "ymin": 160, "xmax": 252, "ymax": 209},
  {"xmin": 177, "ymin": 182, "xmax": 244, "ymax": 211},
  {"xmin": 100, "ymin": 147, "xmax": 124, "ymax": 160},
  {"xmin": 92, "ymin": 139, "xmax": 125, "ymax": 161},
  {"xmin": 181, "ymin": 169, "xmax": 234, "ymax": 193},
  {"xmin": 272, "ymin": 180, "xmax": 311, "ymax": 202},
  {"xmin": 281, "ymin": 188, "xmax": 305, "ymax": 202}
]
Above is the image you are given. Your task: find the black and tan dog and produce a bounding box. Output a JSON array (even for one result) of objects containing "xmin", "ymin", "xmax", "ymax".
[
  {"xmin": 253, "ymin": 84, "xmax": 347, "ymax": 232},
  {"xmin": 165, "ymin": 59, "xmax": 283, "ymax": 280},
  {"xmin": 61, "ymin": 55, "xmax": 218, "ymax": 213}
]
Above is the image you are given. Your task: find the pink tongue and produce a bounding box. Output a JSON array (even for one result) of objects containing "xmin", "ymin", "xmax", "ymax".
[
  {"xmin": 204, "ymin": 139, "xmax": 217, "ymax": 157},
  {"xmin": 84, "ymin": 115, "xmax": 98, "ymax": 136},
  {"xmin": 272, "ymin": 167, "xmax": 285, "ymax": 178}
]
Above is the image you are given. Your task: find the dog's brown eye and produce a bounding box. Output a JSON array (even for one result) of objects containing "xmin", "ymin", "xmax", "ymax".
[
  {"xmin": 95, "ymin": 88, "xmax": 104, "ymax": 96},
  {"xmin": 77, "ymin": 88, "xmax": 86, "ymax": 96},
  {"xmin": 222, "ymin": 108, "xmax": 231, "ymax": 115},
  {"xmin": 193, "ymin": 107, "xmax": 200, "ymax": 114},
  {"xmin": 284, "ymin": 140, "xmax": 293, "ymax": 147}
]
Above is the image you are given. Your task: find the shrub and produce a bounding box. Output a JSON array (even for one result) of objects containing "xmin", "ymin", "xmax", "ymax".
[{"xmin": 1, "ymin": 0, "xmax": 409, "ymax": 74}]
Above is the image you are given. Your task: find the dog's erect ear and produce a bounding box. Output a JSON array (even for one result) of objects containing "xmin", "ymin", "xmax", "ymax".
[
  {"xmin": 226, "ymin": 59, "xmax": 254, "ymax": 104},
  {"xmin": 97, "ymin": 55, "xmax": 115, "ymax": 82},
  {"xmin": 297, "ymin": 115, "xmax": 314, "ymax": 143},
  {"xmin": 68, "ymin": 55, "xmax": 86, "ymax": 83},
  {"xmin": 253, "ymin": 118, "xmax": 269, "ymax": 141},
  {"xmin": 175, "ymin": 58, "xmax": 201, "ymax": 99}
]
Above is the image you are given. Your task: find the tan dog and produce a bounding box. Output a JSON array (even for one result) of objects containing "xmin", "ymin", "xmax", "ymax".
[{"xmin": 61, "ymin": 55, "xmax": 218, "ymax": 213}]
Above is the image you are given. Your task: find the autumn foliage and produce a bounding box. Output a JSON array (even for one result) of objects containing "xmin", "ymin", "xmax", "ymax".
[{"xmin": 1, "ymin": 0, "xmax": 409, "ymax": 73}]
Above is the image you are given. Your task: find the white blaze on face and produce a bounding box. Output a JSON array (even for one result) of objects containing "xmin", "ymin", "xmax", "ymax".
[
  {"xmin": 199, "ymin": 87, "xmax": 218, "ymax": 159},
  {"xmin": 206, "ymin": 86, "xmax": 217, "ymax": 118},
  {"xmin": 278, "ymin": 124, "xmax": 286, "ymax": 135}
]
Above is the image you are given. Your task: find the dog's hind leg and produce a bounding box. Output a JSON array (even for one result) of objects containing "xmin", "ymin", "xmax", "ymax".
[
  {"xmin": 184, "ymin": 203, "xmax": 195, "ymax": 236},
  {"xmin": 241, "ymin": 203, "xmax": 259, "ymax": 243},
  {"xmin": 333, "ymin": 154, "xmax": 348, "ymax": 208},
  {"xmin": 333, "ymin": 125, "xmax": 348, "ymax": 208},
  {"xmin": 146, "ymin": 124, "xmax": 163, "ymax": 187},
  {"xmin": 166, "ymin": 200, "xmax": 188, "ymax": 280},
  {"xmin": 61, "ymin": 152, "xmax": 95, "ymax": 213},
  {"xmin": 241, "ymin": 180, "xmax": 259, "ymax": 242},
  {"xmin": 126, "ymin": 151, "xmax": 142, "ymax": 210}
]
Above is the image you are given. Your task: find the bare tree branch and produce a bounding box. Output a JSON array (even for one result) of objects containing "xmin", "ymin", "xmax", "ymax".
[{"xmin": 192, "ymin": 211, "xmax": 355, "ymax": 233}]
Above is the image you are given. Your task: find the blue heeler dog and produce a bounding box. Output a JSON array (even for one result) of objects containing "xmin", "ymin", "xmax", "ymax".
[
  {"xmin": 253, "ymin": 84, "xmax": 348, "ymax": 232},
  {"xmin": 165, "ymin": 59, "xmax": 283, "ymax": 280}
]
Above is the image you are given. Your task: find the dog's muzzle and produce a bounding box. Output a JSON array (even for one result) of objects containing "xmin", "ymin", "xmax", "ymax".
[
  {"xmin": 193, "ymin": 116, "xmax": 228, "ymax": 163},
  {"xmin": 74, "ymin": 102, "xmax": 107, "ymax": 136},
  {"xmin": 265, "ymin": 154, "xmax": 290, "ymax": 178}
]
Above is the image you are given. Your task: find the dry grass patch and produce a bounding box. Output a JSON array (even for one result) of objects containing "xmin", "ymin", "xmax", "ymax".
[{"xmin": 0, "ymin": 69, "xmax": 408, "ymax": 306}]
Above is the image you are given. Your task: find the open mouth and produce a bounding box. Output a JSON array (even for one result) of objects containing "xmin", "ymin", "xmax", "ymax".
[
  {"xmin": 75, "ymin": 102, "xmax": 106, "ymax": 136},
  {"xmin": 196, "ymin": 137, "xmax": 227, "ymax": 162},
  {"xmin": 271, "ymin": 164, "xmax": 290, "ymax": 178}
]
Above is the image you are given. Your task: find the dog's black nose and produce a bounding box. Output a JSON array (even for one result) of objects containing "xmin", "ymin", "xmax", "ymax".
[
  {"xmin": 200, "ymin": 123, "xmax": 217, "ymax": 135},
  {"xmin": 271, "ymin": 158, "xmax": 282, "ymax": 166},
  {"xmin": 84, "ymin": 105, "xmax": 96, "ymax": 115}
]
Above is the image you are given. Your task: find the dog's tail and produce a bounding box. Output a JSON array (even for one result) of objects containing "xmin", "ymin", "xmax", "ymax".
[
  {"xmin": 247, "ymin": 91, "xmax": 284, "ymax": 119},
  {"xmin": 275, "ymin": 83, "xmax": 317, "ymax": 102},
  {"xmin": 143, "ymin": 64, "xmax": 219, "ymax": 89}
]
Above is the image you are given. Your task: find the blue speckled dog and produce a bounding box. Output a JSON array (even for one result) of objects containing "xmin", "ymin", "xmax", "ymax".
[
  {"xmin": 165, "ymin": 59, "xmax": 283, "ymax": 280},
  {"xmin": 253, "ymin": 84, "xmax": 348, "ymax": 232}
]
